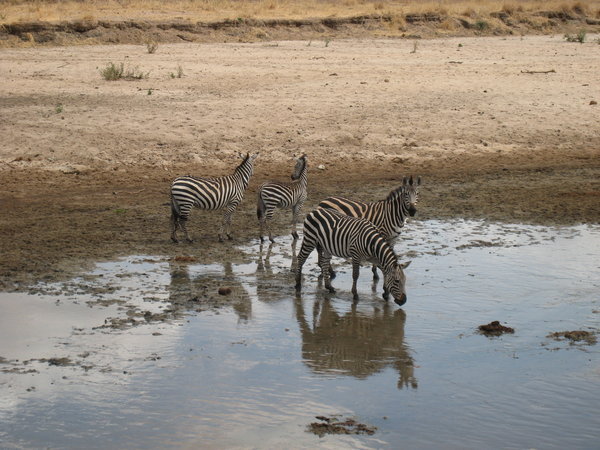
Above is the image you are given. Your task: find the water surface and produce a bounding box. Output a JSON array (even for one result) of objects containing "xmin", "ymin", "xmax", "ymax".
[{"xmin": 1, "ymin": 220, "xmax": 598, "ymax": 449}]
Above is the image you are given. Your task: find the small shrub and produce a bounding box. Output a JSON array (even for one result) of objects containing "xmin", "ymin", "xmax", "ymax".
[
  {"xmin": 100, "ymin": 62, "xmax": 124, "ymax": 80},
  {"xmin": 100, "ymin": 62, "xmax": 149, "ymax": 81},
  {"xmin": 474, "ymin": 20, "xmax": 490, "ymax": 31},
  {"xmin": 170, "ymin": 65, "xmax": 184, "ymax": 78},
  {"xmin": 55, "ymin": 103, "xmax": 63, "ymax": 114},
  {"xmin": 564, "ymin": 30, "xmax": 586, "ymax": 43},
  {"xmin": 146, "ymin": 41, "xmax": 158, "ymax": 54}
]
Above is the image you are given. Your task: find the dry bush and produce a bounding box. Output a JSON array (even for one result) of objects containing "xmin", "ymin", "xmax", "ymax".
[
  {"xmin": 462, "ymin": 7, "xmax": 477, "ymax": 18},
  {"xmin": 501, "ymin": 2, "xmax": 523, "ymax": 15}
]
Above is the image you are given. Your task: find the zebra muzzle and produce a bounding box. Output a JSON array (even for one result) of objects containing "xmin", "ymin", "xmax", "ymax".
[{"xmin": 394, "ymin": 293, "xmax": 407, "ymax": 306}]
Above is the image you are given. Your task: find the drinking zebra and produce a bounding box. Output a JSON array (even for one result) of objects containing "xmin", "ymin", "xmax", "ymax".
[
  {"xmin": 295, "ymin": 208, "xmax": 410, "ymax": 306},
  {"xmin": 257, "ymin": 154, "xmax": 308, "ymax": 243},
  {"xmin": 170, "ymin": 152, "xmax": 259, "ymax": 243},
  {"xmin": 318, "ymin": 175, "xmax": 420, "ymax": 279}
]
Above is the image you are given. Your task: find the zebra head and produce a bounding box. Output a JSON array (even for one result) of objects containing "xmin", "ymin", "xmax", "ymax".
[
  {"xmin": 291, "ymin": 154, "xmax": 307, "ymax": 180},
  {"xmin": 402, "ymin": 175, "xmax": 421, "ymax": 217},
  {"xmin": 238, "ymin": 152, "xmax": 259, "ymax": 174},
  {"xmin": 383, "ymin": 261, "xmax": 411, "ymax": 306}
]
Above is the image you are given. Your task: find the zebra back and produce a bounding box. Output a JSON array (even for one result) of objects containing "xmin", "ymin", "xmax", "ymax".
[
  {"xmin": 171, "ymin": 152, "xmax": 258, "ymax": 213},
  {"xmin": 257, "ymin": 154, "xmax": 308, "ymax": 214},
  {"xmin": 318, "ymin": 175, "xmax": 420, "ymax": 240},
  {"xmin": 302, "ymin": 208, "xmax": 398, "ymax": 272}
]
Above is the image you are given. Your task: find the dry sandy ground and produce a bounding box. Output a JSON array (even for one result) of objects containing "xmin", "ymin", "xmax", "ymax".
[{"xmin": 0, "ymin": 34, "xmax": 599, "ymax": 289}]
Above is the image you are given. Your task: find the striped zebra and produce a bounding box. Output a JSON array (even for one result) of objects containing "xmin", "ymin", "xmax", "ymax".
[
  {"xmin": 170, "ymin": 152, "xmax": 259, "ymax": 243},
  {"xmin": 318, "ymin": 175, "xmax": 421, "ymax": 279},
  {"xmin": 257, "ymin": 154, "xmax": 308, "ymax": 243},
  {"xmin": 295, "ymin": 208, "xmax": 410, "ymax": 306}
]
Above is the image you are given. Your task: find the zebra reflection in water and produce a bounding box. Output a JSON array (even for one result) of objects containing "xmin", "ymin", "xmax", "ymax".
[
  {"xmin": 168, "ymin": 258, "xmax": 252, "ymax": 322},
  {"xmin": 294, "ymin": 298, "xmax": 417, "ymax": 389},
  {"xmin": 255, "ymin": 239, "xmax": 298, "ymax": 302}
]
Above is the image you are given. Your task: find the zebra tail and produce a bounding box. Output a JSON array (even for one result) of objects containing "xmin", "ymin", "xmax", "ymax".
[
  {"xmin": 170, "ymin": 195, "xmax": 181, "ymax": 224},
  {"xmin": 257, "ymin": 190, "xmax": 266, "ymax": 221}
]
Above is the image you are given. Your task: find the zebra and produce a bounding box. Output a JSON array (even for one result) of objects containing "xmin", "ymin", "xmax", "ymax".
[
  {"xmin": 318, "ymin": 175, "xmax": 421, "ymax": 279},
  {"xmin": 170, "ymin": 152, "xmax": 259, "ymax": 243},
  {"xmin": 295, "ymin": 208, "xmax": 410, "ymax": 306},
  {"xmin": 257, "ymin": 154, "xmax": 308, "ymax": 243}
]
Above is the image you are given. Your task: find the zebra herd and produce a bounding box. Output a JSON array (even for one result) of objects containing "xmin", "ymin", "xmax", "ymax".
[{"xmin": 169, "ymin": 152, "xmax": 420, "ymax": 306}]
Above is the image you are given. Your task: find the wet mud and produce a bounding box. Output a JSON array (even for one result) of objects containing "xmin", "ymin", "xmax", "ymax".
[
  {"xmin": 308, "ymin": 416, "xmax": 377, "ymax": 437},
  {"xmin": 478, "ymin": 320, "xmax": 515, "ymax": 337}
]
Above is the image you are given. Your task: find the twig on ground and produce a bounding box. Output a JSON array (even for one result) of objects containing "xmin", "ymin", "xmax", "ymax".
[{"xmin": 521, "ymin": 69, "xmax": 556, "ymax": 74}]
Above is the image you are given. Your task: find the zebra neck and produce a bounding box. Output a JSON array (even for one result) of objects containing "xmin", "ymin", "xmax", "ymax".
[
  {"xmin": 385, "ymin": 193, "xmax": 409, "ymax": 221},
  {"xmin": 372, "ymin": 235, "xmax": 397, "ymax": 271},
  {"xmin": 233, "ymin": 162, "xmax": 253, "ymax": 185},
  {"xmin": 297, "ymin": 169, "xmax": 308, "ymax": 186}
]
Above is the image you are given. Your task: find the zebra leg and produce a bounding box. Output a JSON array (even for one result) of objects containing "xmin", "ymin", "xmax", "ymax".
[
  {"xmin": 170, "ymin": 214, "xmax": 179, "ymax": 243},
  {"xmin": 291, "ymin": 203, "xmax": 301, "ymax": 240},
  {"xmin": 352, "ymin": 260, "xmax": 361, "ymax": 300},
  {"xmin": 265, "ymin": 209, "xmax": 275, "ymax": 243},
  {"xmin": 179, "ymin": 219, "xmax": 193, "ymax": 243},
  {"xmin": 372, "ymin": 264, "xmax": 380, "ymax": 281},
  {"xmin": 295, "ymin": 239, "xmax": 315, "ymax": 291},
  {"xmin": 221, "ymin": 204, "xmax": 237, "ymax": 241},
  {"xmin": 320, "ymin": 252, "xmax": 335, "ymax": 293},
  {"xmin": 258, "ymin": 215, "xmax": 266, "ymax": 243}
]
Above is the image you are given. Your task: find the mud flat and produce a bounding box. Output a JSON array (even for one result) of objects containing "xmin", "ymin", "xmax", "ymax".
[{"xmin": 0, "ymin": 35, "xmax": 599, "ymax": 288}]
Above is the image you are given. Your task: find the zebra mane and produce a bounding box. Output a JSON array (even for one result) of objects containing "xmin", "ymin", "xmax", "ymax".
[
  {"xmin": 386, "ymin": 186, "xmax": 405, "ymax": 201},
  {"xmin": 291, "ymin": 155, "xmax": 307, "ymax": 180}
]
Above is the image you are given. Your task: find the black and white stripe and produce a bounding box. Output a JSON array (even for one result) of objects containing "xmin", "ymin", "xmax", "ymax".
[
  {"xmin": 170, "ymin": 152, "xmax": 259, "ymax": 242},
  {"xmin": 295, "ymin": 208, "xmax": 410, "ymax": 305},
  {"xmin": 257, "ymin": 154, "xmax": 308, "ymax": 242},
  {"xmin": 318, "ymin": 175, "xmax": 420, "ymax": 278}
]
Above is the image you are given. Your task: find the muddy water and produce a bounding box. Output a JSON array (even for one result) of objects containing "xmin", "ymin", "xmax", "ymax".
[{"xmin": 1, "ymin": 221, "xmax": 599, "ymax": 449}]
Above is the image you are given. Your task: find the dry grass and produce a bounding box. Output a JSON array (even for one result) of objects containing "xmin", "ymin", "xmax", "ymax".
[{"xmin": 2, "ymin": 0, "xmax": 600, "ymax": 24}]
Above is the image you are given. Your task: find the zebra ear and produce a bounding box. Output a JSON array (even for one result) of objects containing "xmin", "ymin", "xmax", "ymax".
[
  {"xmin": 409, "ymin": 175, "xmax": 414, "ymax": 186},
  {"xmin": 417, "ymin": 176, "xmax": 421, "ymax": 186},
  {"xmin": 402, "ymin": 176, "xmax": 408, "ymax": 186},
  {"xmin": 399, "ymin": 261, "xmax": 411, "ymax": 270},
  {"xmin": 239, "ymin": 152, "xmax": 245, "ymax": 159}
]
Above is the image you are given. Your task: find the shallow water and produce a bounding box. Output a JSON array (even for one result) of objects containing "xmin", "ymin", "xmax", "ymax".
[{"xmin": 1, "ymin": 220, "xmax": 599, "ymax": 449}]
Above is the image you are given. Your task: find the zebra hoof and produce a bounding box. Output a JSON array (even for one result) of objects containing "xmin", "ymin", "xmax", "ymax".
[
  {"xmin": 329, "ymin": 271, "xmax": 337, "ymax": 280},
  {"xmin": 326, "ymin": 287, "xmax": 336, "ymax": 294},
  {"xmin": 291, "ymin": 231, "xmax": 299, "ymax": 240},
  {"xmin": 171, "ymin": 238, "xmax": 179, "ymax": 244}
]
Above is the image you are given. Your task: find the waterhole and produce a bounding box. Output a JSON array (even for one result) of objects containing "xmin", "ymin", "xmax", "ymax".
[{"xmin": 0, "ymin": 220, "xmax": 598, "ymax": 448}]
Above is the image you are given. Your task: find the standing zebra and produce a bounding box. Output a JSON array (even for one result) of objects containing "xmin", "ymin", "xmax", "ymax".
[
  {"xmin": 318, "ymin": 175, "xmax": 421, "ymax": 279},
  {"xmin": 257, "ymin": 154, "xmax": 308, "ymax": 243},
  {"xmin": 295, "ymin": 208, "xmax": 410, "ymax": 306},
  {"xmin": 170, "ymin": 152, "xmax": 259, "ymax": 243}
]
